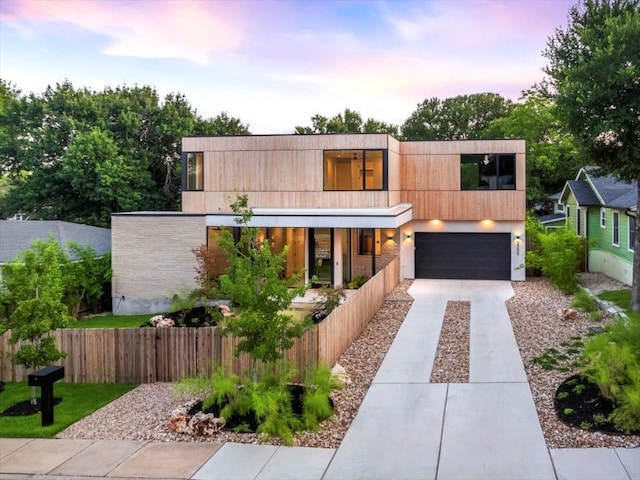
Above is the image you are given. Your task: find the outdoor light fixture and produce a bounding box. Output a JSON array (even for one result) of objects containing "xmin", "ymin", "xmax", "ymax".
[
  {"xmin": 515, "ymin": 234, "xmax": 521, "ymax": 255},
  {"xmin": 405, "ymin": 233, "xmax": 412, "ymax": 240},
  {"xmin": 387, "ymin": 233, "xmax": 394, "ymax": 241}
]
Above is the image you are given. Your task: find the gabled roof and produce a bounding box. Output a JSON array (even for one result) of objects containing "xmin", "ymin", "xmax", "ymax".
[
  {"xmin": 561, "ymin": 167, "xmax": 638, "ymax": 210},
  {"xmin": 561, "ymin": 180, "xmax": 601, "ymax": 206},
  {"xmin": 0, "ymin": 220, "xmax": 111, "ymax": 264}
]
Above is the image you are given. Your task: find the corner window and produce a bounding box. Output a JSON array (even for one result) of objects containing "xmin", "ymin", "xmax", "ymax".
[
  {"xmin": 629, "ymin": 216, "xmax": 636, "ymax": 252},
  {"xmin": 460, "ymin": 154, "xmax": 516, "ymax": 190},
  {"xmin": 600, "ymin": 208, "xmax": 606, "ymax": 228},
  {"xmin": 557, "ymin": 203, "xmax": 564, "ymax": 212},
  {"xmin": 324, "ymin": 150, "xmax": 387, "ymax": 191},
  {"xmin": 183, "ymin": 152, "xmax": 204, "ymax": 191},
  {"xmin": 613, "ymin": 211, "xmax": 619, "ymax": 247}
]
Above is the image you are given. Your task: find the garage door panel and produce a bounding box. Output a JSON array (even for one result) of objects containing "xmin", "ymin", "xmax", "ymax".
[{"xmin": 415, "ymin": 233, "xmax": 510, "ymax": 280}]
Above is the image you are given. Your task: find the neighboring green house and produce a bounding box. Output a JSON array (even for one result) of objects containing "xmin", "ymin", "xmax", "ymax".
[
  {"xmin": 559, "ymin": 167, "xmax": 637, "ymax": 286},
  {"xmin": 537, "ymin": 192, "xmax": 566, "ymax": 232}
]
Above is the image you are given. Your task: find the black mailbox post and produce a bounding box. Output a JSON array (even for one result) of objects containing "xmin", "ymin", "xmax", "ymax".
[{"xmin": 28, "ymin": 366, "xmax": 64, "ymax": 426}]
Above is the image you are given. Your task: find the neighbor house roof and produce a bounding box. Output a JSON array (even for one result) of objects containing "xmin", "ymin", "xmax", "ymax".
[
  {"xmin": 0, "ymin": 220, "xmax": 111, "ymax": 264},
  {"xmin": 562, "ymin": 180, "xmax": 601, "ymax": 206},
  {"xmin": 560, "ymin": 167, "xmax": 637, "ymax": 210},
  {"xmin": 537, "ymin": 213, "xmax": 566, "ymax": 225}
]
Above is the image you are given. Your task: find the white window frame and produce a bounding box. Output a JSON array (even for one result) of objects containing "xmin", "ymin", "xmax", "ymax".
[
  {"xmin": 629, "ymin": 216, "xmax": 636, "ymax": 252},
  {"xmin": 556, "ymin": 203, "xmax": 564, "ymax": 212},
  {"xmin": 600, "ymin": 208, "xmax": 606, "ymax": 228},
  {"xmin": 612, "ymin": 211, "xmax": 620, "ymax": 247},
  {"xmin": 576, "ymin": 207, "xmax": 582, "ymax": 236}
]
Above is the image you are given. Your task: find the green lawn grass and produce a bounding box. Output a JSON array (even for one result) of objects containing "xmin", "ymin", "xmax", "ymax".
[
  {"xmin": 0, "ymin": 382, "xmax": 137, "ymax": 438},
  {"xmin": 71, "ymin": 314, "xmax": 153, "ymax": 328},
  {"xmin": 598, "ymin": 289, "xmax": 640, "ymax": 322}
]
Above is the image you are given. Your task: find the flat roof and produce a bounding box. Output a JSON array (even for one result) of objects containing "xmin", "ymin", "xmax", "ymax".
[{"xmin": 205, "ymin": 204, "xmax": 413, "ymax": 229}]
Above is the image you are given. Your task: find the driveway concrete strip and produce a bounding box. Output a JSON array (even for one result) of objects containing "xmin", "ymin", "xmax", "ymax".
[
  {"xmin": 438, "ymin": 383, "xmax": 555, "ymax": 480},
  {"xmin": 323, "ymin": 383, "xmax": 448, "ymax": 480},
  {"xmin": 193, "ymin": 443, "xmax": 278, "ymax": 480},
  {"xmin": 51, "ymin": 439, "xmax": 145, "ymax": 477},
  {"xmin": 108, "ymin": 441, "xmax": 221, "ymax": 479},
  {"xmin": 0, "ymin": 438, "xmax": 33, "ymax": 459},
  {"xmin": 254, "ymin": 446, "xmax": 335, "ymax": 480},
  {"xmin": 469, "ymin": 298, "xmax": 527, "ymax": 383},
  {"xmin": 372, "ymin": 296, "xmax": 446, "ymax": 383},
  {"xmin": 550, "ymin": 448, "xmax": 632, "ymax": 480},
  {"xmin": 0, "ymin": 438, "xmax": 93, "ymax": 475},
  {"xmin": 616, "ymin": 448, "xmax": 640, "ymax": 480}
]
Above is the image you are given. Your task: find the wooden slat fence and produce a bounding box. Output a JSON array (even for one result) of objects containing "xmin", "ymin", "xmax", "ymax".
[{"xmin": 0, "ymin": 258, "xmax": 399, "ymax": 383}]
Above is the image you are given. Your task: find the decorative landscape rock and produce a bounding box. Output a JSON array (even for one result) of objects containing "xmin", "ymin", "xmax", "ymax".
[
  {"xmin": 166, "ymin": 400, "xmax": 225, "ymax": 436},
  {"xmin": 149, "ymin": 315, "xmax": 175, "ymax": 328},
  {"xmin": 186, "ymin": 412, "xmax": 226, "ymax": 436},
  {"xmin": 557, "ymin": 307, "xmax": 578, "ymax": 321},
  {"xmin": 331, "ymin": 363, "xmax": 351, "ymax": 387}
]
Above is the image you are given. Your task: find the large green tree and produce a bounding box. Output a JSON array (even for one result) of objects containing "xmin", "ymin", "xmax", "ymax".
[
  {"xmin": 482, "ymin": 85, "xmax": 584, "ymax": 208},
  {"xmin": 543, "ymin": 0, "xmax": 640, "ymax": 310},
  {"xmin": 0, "ymin": 81, "xmax": 250, "ymax": 226},
  {"xmin": 401, "ymin": 93, "xmax": 513, "ymax": 140},
  {"xmin": 295, "ymin": 108, "xmax": 398, "ymax": 136}
]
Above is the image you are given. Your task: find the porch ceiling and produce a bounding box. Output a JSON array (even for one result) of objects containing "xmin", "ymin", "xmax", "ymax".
[{"xmin": 206, "ymin": 203, "xmax": 413, "ymax": 228}]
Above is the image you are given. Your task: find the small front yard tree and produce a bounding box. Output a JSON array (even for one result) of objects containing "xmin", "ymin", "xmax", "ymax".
[
  {"xmin": 179, "ymin": 196, "xmax": 335, "ymax": 444},
  {"xmin": 216, "ymin": 195, "xmax": 311, "ymax": 367},
  {"xmin": 0, "ymin": 237, "xmax": 74, "ymax": 403}
]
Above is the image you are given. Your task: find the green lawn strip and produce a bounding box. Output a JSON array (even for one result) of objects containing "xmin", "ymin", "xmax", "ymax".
[
  {"xmin": 598, "ymin": 289, "xmax": 640, "ymax": 322},
  {"xmin": 0, "ymin": 382, "xmax": 137, "ymax": 438},
  {"xmin": 72, "ymin": 314, "xmax": 153, "ymax": 328}
]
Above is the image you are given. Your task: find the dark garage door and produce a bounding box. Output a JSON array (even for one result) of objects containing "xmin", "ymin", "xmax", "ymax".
[{"xmin": 415, "ymin": 233, "xmax": 511, "ymax": 280}]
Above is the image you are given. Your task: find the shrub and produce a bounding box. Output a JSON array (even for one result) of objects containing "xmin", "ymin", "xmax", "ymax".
[
  {"xmin": 580, "ymin": 316, "xmax": 640, "ymax": 433},
  {"xmin": 526, "ymin": 226, "xmax": 586, "ymax": 293},
  {"xmin": 311, "ymin": 287, "xmax": 346, "ymax": 323},
  {"xmin": 179, "ymin": 363, "xmax": 337, "ymax": 444},
  {"xmin": 348, "ymin": 276, "xmax": 368, "ymax": 289}
]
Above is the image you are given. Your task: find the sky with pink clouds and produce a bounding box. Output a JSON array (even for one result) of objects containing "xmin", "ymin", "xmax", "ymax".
[{"xmin": 0, "ymin": 0, "xmax": 576, "ymax": 134}]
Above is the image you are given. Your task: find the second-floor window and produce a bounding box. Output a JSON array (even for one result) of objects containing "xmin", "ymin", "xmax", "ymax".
[
  {"xmin": 183, "ymin": 152, "xmax": 204, "ymax": 191},
  {"xmin": 613, "ymin": 211, "xmax": 620, "ymax": 246},
  {"xmin": 323, "ymin": 150, "xmax": 387, "ymax": 191},
  {"xmin": 460, "ymin": 154, "xmax": 516, "ymax": 190},
  {"xmin": 629, "ymin": 216, "xmax": 636, "ymax": 252}
]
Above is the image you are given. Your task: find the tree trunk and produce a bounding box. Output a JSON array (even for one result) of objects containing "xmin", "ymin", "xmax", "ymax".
[{"xmin": 632, "ymin": 183, "xmax": 640, "ymax": 312}]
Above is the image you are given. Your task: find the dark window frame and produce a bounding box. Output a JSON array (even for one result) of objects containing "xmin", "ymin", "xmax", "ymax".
[
  {"xmin": 181, "ymin": 151, "xmax": 204, "ymax": 191},
  {"xmin": 323, "ymin": 149, "xmax": 388, "ymax": 191},
  {"xmin": 460, "ymin": 153, "xmax": 516, "ymax": 191}
]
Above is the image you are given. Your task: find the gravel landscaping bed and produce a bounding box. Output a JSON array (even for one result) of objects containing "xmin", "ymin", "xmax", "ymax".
[
  {"xmin": 57, "ymin": 274, "xmax": 639, "ymax": 448},
  {"xmin": 508, "ymin": 274, "xmax": 639, "ymax": 449}
]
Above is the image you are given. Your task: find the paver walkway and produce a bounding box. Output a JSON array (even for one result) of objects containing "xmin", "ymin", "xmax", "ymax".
[{"xmin": 1, "ymin": 280, "xmax": 638, "ymax": 479}]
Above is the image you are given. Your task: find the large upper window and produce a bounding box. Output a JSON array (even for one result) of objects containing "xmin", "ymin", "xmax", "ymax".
[
  {"xmin": 324, "ymin": 150, "xmax": 386, "ymax": 191},
  {"xmin": 460, "ymin": 154, "xmax": 516, "ymax": 190},
  {"xmin": 183, "ymin": 152, "xmax": 204, "ymax": 191}
]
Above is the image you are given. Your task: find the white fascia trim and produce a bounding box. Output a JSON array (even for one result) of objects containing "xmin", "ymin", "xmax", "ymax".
[{"xmin": 206, "ymin": 204, "xmax": 413, "ymax": 229}]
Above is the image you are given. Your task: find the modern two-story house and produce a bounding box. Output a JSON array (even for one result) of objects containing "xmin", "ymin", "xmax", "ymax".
[
  {"xmin": 559, "ymin": 167, "xmax": 637, "ymax": 285},
  {"xmin": 111, "ymin": 134, "xmax": 526, "ymax": 314}
]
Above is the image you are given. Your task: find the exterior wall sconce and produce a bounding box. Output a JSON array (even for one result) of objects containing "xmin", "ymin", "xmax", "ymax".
[
  {"xmin": 387, "ymin": 233, "xmax": 394, "ymax": 241},
  {"xmin": 405, "ymin": 233, "xmax": 412, "ymax": 240},
  {"xmin": 515, "ymin": 234, "xmax": 521, "ymax": 255}
]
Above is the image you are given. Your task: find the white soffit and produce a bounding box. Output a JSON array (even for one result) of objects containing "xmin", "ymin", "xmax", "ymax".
[{"xmin": 206, "ymin": 204, "xmax": 413, "ymax": 229}]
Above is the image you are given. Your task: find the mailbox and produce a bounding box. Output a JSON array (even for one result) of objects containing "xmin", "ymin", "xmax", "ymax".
[{"xmin": 28, "ymin": 366, "xmax": 64, "ymax": 426}]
